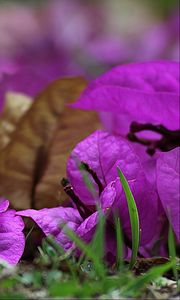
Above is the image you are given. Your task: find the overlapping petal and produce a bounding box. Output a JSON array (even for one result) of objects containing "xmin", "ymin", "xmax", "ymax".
[
  {"xmin": 72, "ymin": 61, "xmax": 179, "ymax": 188},
  {"xmin": 17, "ymin": 180, "xmax": 119, "ymax": 256},
  {"xmin": 73, "ymin": 61, "xmax": 179, "ymax": 136},
  {"xmin": 18, "ymin": 207, "xmax": 83, "ymax": 250},
  {"xmin": 67, "ymin": 130, "xmax": 158, "ymax": 246},
  {"xmin": 0, "ymin": 198, "xmax": 25, "ymax": 265},
  {"xmin": 156, "ymin": 148, "xmax": 180, "ymax": 241},
  {"xmin": 106, "ymin": 177, "xmax": 158, "ymax": 245},
  {"xmin": 67, "ymin": 130, "xmax": 143, "ymax": 205},
  {"xmin": 17, "ymin": 130, "xmax": 161, "ymax": 258},
  {"xmin": 0, "ymin": 198, "xmax": 9, "ymax": 213}
]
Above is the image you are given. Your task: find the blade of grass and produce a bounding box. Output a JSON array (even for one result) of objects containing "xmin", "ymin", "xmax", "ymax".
[
  {"xmin": 38, "ymin": 235, "xmax": 77, "ymax": 279},
  {"xmin": 76, "ymin": 253, "xmax": 85, "ymax": 269},
  {"xmin": 48, "ymin": 280, "xmax": 80, "ymax": 298},
  {"xmin": 25, "ymin": 225, "xmax": 35, "ymax": 241},
  {"xmin": 121, "ymin": 260, "xmax": 177, "ymax": 297},
  {"xmin": 45, "ymin": 235, "xmax": 77, "ymax": 280},
  {"xmin": 90, "ymin": 210, "xmax": 105, "ymax": 262},
  {"xmin": 117, "ymin": 167, "xmax": 140, "ymax": 269},
  {"xmin": 78, "ymin": 160, "xmax": 106, "ymax": 265},
  {"xmin": 46, "ymin": 235, "xmax": 74, "ymax": 261},
  {"xmin": 64, "ymin": 226, "xmax": 106, "ymax": 279},
  {"xmin": 168, "ymin": 223, "xmax": 179, "ymax": 286},
  {"xmin": 37, "ymin": 246, "xmax": 50, "ymax": 265},
  {"xmin": 114, "ymin": 215, "xmax": 124, "ymax": 270}
]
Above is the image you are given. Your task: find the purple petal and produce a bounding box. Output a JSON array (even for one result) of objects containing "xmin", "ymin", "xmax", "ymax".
[
  {"xmin": 138, "ymin": 197, "xmax": 168, "ymax": 258},
  {"xmin": 76, "ymin": 209, "xmax": 128, "ymax": 260},
  {"xmin": 100, "ymin": 174, "xmax": 159, "ymax": 245},
  {"xmin": 0, "ymin": 58, "xmax": 18, "ymax": 76},
  {"xmin": 18, "ymin": 207, "xmax": 83, "ymax": 250},
  {"xmin": 0, "ymin": 56, "xmax": 81, "ymax": 112},
  {"xmin": 100, "ymin": 180, "xmax": 118, "ymax": 210},
  {"xmin": 67, "ymin": 130, "xmax": 143, "ymax": 205},
  {"xmin": 0, "ymin": 198, "xmax": 9, "ymax": 213},
  {"xmin": 156, "ymin": 148, "xmax": 180, "ymax": 241},
  {"xmin": 0, "ymin": 68, "xmax": 52, "ymax": 111},
  {"xmin": 103, "ymin": 176, "xmax": 159, "ymax": 246},
  {"xmin": 73, "ymin": 61, "xmax": 179, "ymax": 134},
  {"xmin": 76, "ymin": 211, "xmax": 98, "ymax": 242},
  {"xmin": 0, "ymin": 209, "xmax": 25, "ymax": 265}
]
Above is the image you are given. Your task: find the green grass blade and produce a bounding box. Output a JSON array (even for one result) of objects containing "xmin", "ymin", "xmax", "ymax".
[
  {"xmin": 117, "ymin": 167, "xmax": 140, "ymax": 269},
  {"xmin": 76, "ymin": 209, "xmax": 105, "ymax": 271},
  {"xmin": 78, "ymin": 161, "xmax": 106, "ymax": 265},
  {"xmin": 121, "ymin": 260, "xmax": 176, "ymax": 297},
  {"xmin": 42, "ymin": 235, "xmax": 77, "ymax": 279},
  {"xmin": 64, "ymin": 227, "xmax": 106, "ymax": 279},
  {"xmin": 114, "ymin": 215, "xmax": 124, "ymax": 270},
  {"xmin": 48, "ymin": 280, "xmax": 79, "ymax": 298},
  {"xmin": 168, "ymin": 224, "xmax": 179, "ymax": 286},
  {"xmin": 90, "ymin": 211, "xmax": 105, "ymax": 262}
]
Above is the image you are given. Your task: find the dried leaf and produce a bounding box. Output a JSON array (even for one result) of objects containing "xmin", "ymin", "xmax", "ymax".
[
  {"xmin": 34, "ymin": 107, "xmax": 99, "ymax": 208},
  {"xmin": 133, "ymin": 257, "xmax": 170, "ymax": 275},
  {"xmin": 0, "ymin": 92, "xmax": 32, "ymax": 150},
  {"xmin": 0, "ymin": 77, "xmax": 89, "ymax": 209}
]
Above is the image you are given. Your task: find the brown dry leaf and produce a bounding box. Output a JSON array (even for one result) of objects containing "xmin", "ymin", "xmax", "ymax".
[
  {"xmin": 133, "ymin": 257, "xmax": 170, "ymax": 275},
  {"xmin": 34, "ymin": 107, "xmax": 100, "ymax": 209},
  {"xmin": 0, "ymin": 77, "xmax": 88, "ymax": 209},
  {"xmin": 0, "ymin": 92, "xmax": 32, "ymax": 151}
]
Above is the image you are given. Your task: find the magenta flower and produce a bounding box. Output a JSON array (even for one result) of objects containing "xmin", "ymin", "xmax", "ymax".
[
  {"xmin": 156, "ymin": 148, "xmax": 180, "ymax": 242},
  {"xmin": 0, "ymin": 55, "xmax": 81, "ymax": 114},
  {"xmin": 0, "ymin": 3, "xmax": 82, "ymax": 112},
  {"xmin": 72, "ymin": 61, "xmax": 179, "ymax": 244},
  {"xmin": 18, "ymin": 131, "xmax": 160, "ymax": 259},
  {"xmin": 72, "ymin": 61, "xmax": 179, "ymax": 182},
  {"xmin": 0, "ymin": 69, "xmax": 46, "ymax": 111},
  {"xmin": 73, "ymin": 61, "xmax": 179, "ymax": 136},
  {"xmin": 0, "ymin": 2, "xmax": 178, "ymax": 80},
  {"xmin": 18, "ymin": 207, "xmax": 83, "ymax": 252},
  {"xmin": 0, "ymin": 4, "xmax": 41, "ymax": 58},
  {"xmin": 0, "ymin": 58, "xmax": 18, "ymax": 76},
  {"xmin": 46, "ymin": 1, "xmax": 179, "ymax": 66},
  {"xmin": 67, "ymin": 130, "xmax": 158, "ymax": 247},
  {"xmin": 136, "ymin": 11, "xmax": 179, "ymax": 61},
  {"xmin": 0, "ymin": 198, "xmax": 25, "ymax": 265},
  {"xmin": 17, "ymin": 193, "xmax": 120, "ymax": 259}
]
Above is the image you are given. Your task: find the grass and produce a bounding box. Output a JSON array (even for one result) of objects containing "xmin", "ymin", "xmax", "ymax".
[
  {"xmin": 0, "ymin": 169, "xmax": 179, "ymax": 299},
  {"xmin": 168, "ymin": 223, "xmax": 179, "ymax": 287},
  {"xmin": 117, "ymin": 167, "xmax": 140, "ymax": 269},
  {"xmin": 114, "ymin": 215, "xmax": 124, "ymax": 271},
  {"xmin": 0, "ymin": 238, "xmax": 177, "ymax": 299}
]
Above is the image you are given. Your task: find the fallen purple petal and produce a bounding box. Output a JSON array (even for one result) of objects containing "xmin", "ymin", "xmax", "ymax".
[
  {"xmin": 0, "ymin": 198, "xmax": 25, "ymax": 265},
  {"xmin": 18, "ymin": 207, "xmax": 83, "ymax": 251}
]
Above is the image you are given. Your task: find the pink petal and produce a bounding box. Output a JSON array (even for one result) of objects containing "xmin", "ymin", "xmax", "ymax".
[
  {"xmin": 73, "ymin": 61, "xmax": 179, "ymax": 134},
  {"xmin": 157, "ymin": 148, "xmax": 180, "ymax": 241},
  {"xmin": 76, "ymin": 211, "xmax": 98, "ymax": 242},
  {"xmin": 102, "ymin": 177, "xmax": 158, "ymax": 246},
  {"xmin": 67, "ymin": 130, "xmax": 143, "ymax": 205},
  {"xmin": 0, "ymin": 198, "xmax": 9, "ymax": 213},
  {"xmin": 0, "ymin": 209, "xmax": 25, "ymax": 265},
  {"xmin": 100, "ymin": 180, "xmax": 118, "ymax": 210},
  {"xmin": 18, "ymin": 207, "xmax": 83, "ymax": 250}
]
